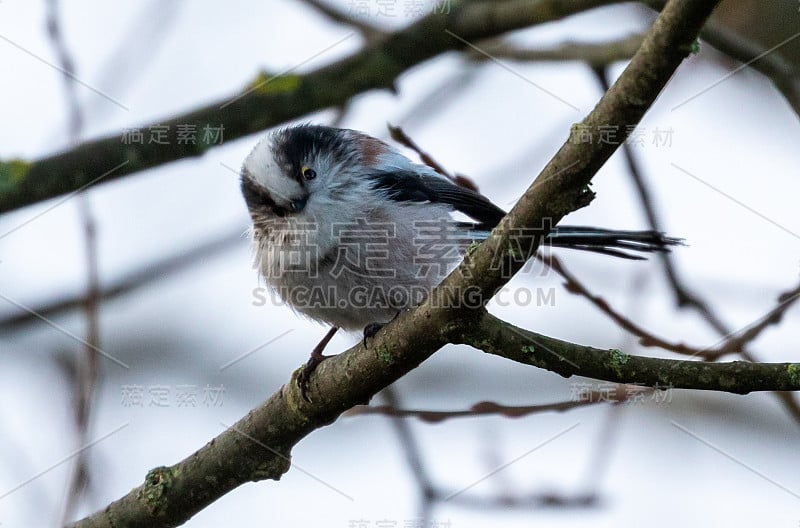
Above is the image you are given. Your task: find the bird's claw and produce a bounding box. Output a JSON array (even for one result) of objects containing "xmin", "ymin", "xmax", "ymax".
[
  {"xmin": 362, "ymin": 322, "xmax": 386, "ymax": 348},
  {"xmin": 362, "ymin": 312, "xmax": 401, "ymax": 348},
  {"xmin": 297, "ymin": 353, "xmax": 328, "ymax": 402}
]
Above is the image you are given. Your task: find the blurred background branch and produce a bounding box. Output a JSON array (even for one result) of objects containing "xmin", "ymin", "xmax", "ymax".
[
  {"xmin": 0, "ymin": 0, "xmax": 620, "ymax": 215},
  {"xmin": 2, "ymin": 0, "xmax": 799, "ymax": 526},
  {"xmin": 67, "ymin": 2, "xmax": 800, "ymax": 525},
  {"xmin": 43, "ymin": 1, "xmax": 102, "ymax": 524}
]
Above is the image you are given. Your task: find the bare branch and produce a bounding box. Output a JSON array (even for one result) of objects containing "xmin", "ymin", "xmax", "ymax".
[
  {"xmin": 299, "ymin": 0, "xmax": 386, "ymax": 42},
  {"xmin": 387, "ymin": 124, "xmax": 480, "ymax": 191},
  {"xmin": 543, "ymin": 254, "xmax": 800, "ymax": 361},
  {"xmin": 378, "ymin": 387, "xmax": 436, "ymax": 522},
  {"xmin": 707, "ymin": 284, "xmax": 800, "ymax": 359},
  {"xmin": 543, "ymin": 254, "xmax": 703, "ymax": 356},
  {"xmin": 459, "ymin": 312, "xmax": 800, "ymax": 394},
  {"xmin": 348, "ymin": 394, "xmax": 627, "ymax": 423},
  {"xmin": 0, "ymin": 0, "xmax": 622, "ymax": 215},
  {"xmin": 701, "ymin": 21, "xmax": 800, "ymax": 119},
  {"xmin": 470, "ymin": 33, "xmax": 645, "ymax": 66},
  {"xmin": 589, "ymin": 65, "xmax": 800, "ymax": 421},
  {"xmin": 387, "ymin": 124, "xmax": 454, "ymax": 178},
  {"xmin": 44, "ymin": 0, "xmax": 101, "ymax": 523},
  {"xmin": 68, "ymin": 2, "xmax": 755, "ymax": 525}
]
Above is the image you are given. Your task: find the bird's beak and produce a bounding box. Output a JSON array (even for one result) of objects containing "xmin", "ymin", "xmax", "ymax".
[{"xmin": 290, "ymin": 196, "xmax": 308, "ymax": 213}]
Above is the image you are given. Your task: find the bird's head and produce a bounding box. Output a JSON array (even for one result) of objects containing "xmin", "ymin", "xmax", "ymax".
[{"xmin": 240, "ymin": 124, "xmax": 392, "ymax": 231}]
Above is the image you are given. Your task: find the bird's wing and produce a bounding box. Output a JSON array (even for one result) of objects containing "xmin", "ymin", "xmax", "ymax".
[
  {"xmin": 369, "ymin": 169, "xmax": 506, "ymax": 228},
  {"xmin": 366, "ymin": 169, "xmax": 683, "ymax": 260}
]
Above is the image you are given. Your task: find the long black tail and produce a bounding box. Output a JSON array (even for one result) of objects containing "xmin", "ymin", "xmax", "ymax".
[{"xmin": 545, "ymin": 226, "xmax": 683, "ymax": 260}]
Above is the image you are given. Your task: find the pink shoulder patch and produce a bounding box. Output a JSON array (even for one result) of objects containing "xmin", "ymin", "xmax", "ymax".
[{"xmin": 359, "ymin": 134, "xmax": 390, "ymax": 167}]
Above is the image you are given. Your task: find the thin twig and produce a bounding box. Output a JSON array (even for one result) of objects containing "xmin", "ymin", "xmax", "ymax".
[
  {"xmin": 542, "ymin": 254, "xmax": 800, "ymax": 361},
  {"xmin": 2, "ymin": 0, "xmax": 622, "ymax": 214},
  {"xmin": 706, "ymin": 285, "xmax": 800, "ymax": 359},
  {"xmin": 471, "ymin": 33, "xmax": 645, "ymax": 66},
  {"xmin": 389, "ymin": 68, "xmax": 480, "ymax": 132},
  {"xmin": 387, "ymin": 124, "xmax": 454, "ymax": 177},
  {"xmin": 349, "ymin": 394, "xmax": 627, "ymax": 423},
  {"xmin": 590, "ymin": 65, "xmax": 800, "ymax": 421},
  {"xmin": 45, "ymin": 0, "xmax": 99, "ymax": 524},
  {"xmin": 387, "ymin": 124, "xmax": 480, "ymax": 191},
  {"xmin": 542, "ymin": 255, "xmax": 706, "ymax": 356},
  {"xmin": 67, "ymin": 3, "xmax": 743, "ymax": 524},
  {"xmin": 299, "ymin": 0, "xmax": 386, "ymax": 42},
  {"xmin": 442, "ymin": 490, "xmax": 598, "ymax": 509},
  {"xmin": 380, "ymin": 387, "xmax": 436, "ymax": 522}
]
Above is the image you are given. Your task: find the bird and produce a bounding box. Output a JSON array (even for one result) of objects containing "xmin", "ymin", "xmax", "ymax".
[{"xmin": 240, "ymin": 124, "xmax": 681, "ymax": 397}]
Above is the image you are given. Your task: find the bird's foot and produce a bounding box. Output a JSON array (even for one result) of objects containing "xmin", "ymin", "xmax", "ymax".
[
  {"xmin": 297, "ymin": 326, "xmax": 338, "ymax": 402},
  {"xmin": 362, "ymin": 322, "xmax": 385, "ymax": 348},
  {"xmin": 298, "ymin": 351, "xmax": 329, "ymax": 402},
  {"xmin": 362, "ymin": 311, "xmax": 401, "ymax": 348}
]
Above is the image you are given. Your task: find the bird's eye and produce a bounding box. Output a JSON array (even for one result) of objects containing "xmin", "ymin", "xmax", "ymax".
[{"xmin": 301, "ymin": 166, "xmax": 317, "ymax": 181}]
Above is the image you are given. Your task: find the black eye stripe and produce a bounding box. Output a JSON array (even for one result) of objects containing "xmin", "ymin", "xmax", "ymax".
[
  {"xmin": 240, "ymin": 176, "xmax": 270, "ymax": 207},
  {"xmin": 240, "ymin": 175, "xmax": 289, "ymax": 216}
]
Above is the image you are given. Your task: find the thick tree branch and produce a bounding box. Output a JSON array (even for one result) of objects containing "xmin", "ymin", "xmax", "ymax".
[
  {"xmin": 0, "ymin": 0, "xmax": 621, "ymax": 215},
  {"xmin": 69, "ymin": 1, "xmax": 732, "ymax": 526},
  {"xmin": 590, "ymin": 61, "xmax": 800, "ymax": 422},
  {"xmin": 71, "ymin": 308, "xmax": 800, "ymax": 528},
  {"xmin": 459, "ymin": 312, "xmax": 800, "ymax": 394},
  {"xmin": 440, "ymin": 0, "xmax": 716, "ymax": 304}
]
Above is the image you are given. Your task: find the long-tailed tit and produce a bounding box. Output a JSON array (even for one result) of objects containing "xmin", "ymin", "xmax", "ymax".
[{"xmin": 240, "ymin": 124, "xmax": 681, "ymax": 395}]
